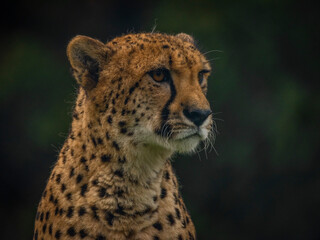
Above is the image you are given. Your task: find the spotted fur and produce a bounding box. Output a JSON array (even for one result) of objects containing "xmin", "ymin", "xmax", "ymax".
[{"xmin": 33, "ymin": 32, "xmax": 212, "ymax": 240}]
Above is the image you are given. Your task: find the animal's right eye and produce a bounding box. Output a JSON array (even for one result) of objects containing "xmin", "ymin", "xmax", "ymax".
[
  {"xmin": 148, "ymin": 68, "xmax": 170, "ymax": 82},
  {"xmin": 198, "ymin": 69, "xmax": 210, "ymax": 85}
]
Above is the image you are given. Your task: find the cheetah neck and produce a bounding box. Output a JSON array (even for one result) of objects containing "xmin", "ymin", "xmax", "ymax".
[{"xmin": 58, "ymin": 90, "xmax": 173, "ymax": 231}]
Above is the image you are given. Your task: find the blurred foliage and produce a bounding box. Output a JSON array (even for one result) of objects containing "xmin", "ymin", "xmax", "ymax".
[{"xmin": 0, "ymin": 0, "xmax": 319, "ymax": 239}]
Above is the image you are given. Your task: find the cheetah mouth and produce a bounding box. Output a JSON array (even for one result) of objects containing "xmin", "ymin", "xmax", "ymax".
[
  {"xmin": 174, "ymin": 129, "xmax": 201, "ymax": 140},
  {"xmin": 172, "ymin": 126, "xmax": 209, "ymax": 141}
]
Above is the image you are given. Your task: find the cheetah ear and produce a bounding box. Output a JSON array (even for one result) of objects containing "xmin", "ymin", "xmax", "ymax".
[
  {"xmin": 176, "ymin": 33, "xmax": 195, "ymax": 44},
  {"xmin": 67, "ymin": 35, "xmax": 106, "ymax": 90}
]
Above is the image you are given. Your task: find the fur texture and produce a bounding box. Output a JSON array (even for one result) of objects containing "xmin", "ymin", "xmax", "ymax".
[{"xmin": 33, "ymin": 32, "xmax": 212, "ymax": 240}]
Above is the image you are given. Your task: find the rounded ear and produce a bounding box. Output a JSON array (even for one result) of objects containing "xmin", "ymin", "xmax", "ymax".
[
  {"xmin": 175, "ymin": 33, "xmax": 195, "ymax": 44},
  {"xmin": 67, "ymin": 35, "xmax": 106, "ymax": 90}
]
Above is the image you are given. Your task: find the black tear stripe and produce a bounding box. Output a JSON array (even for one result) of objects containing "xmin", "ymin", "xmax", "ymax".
[{"xmin": 156, "ymin": 69, "xmax": 177, "ymax": 137}]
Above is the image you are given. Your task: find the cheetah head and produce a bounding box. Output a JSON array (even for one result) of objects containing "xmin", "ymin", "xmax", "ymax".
[{"xmin": 67, "ymin": 33, "xmax": 213, "ymax": 154}]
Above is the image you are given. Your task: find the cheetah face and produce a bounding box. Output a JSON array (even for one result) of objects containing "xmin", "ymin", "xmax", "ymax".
[
  {"xmin": 67, "ymin": 33, "xmax": 213, "ymax": 153},
  {"xmin": 141, "ymin": 64, "xmax": 212, "ymax": 153}
]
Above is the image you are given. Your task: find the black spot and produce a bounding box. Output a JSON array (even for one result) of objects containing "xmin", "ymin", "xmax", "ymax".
[
  {"xmin": 76, "ymin": 174, "xmax": 83, "ymax": 183},
  {"xmin": 45, "ymin": 211, "xmax": 50, "ymax": 220},
  {"xmin": 55, "ymin": 207, "xmax": 58, "ymax": 216},
  {"xmin": 164, "ymin": 171, "xmax": 170, "ymax": 180},
  {"xmin": 115, "ymin": 204, "xmax": 125, "ymax": 215},
  {"xmin": 81, "ymin": 184, "xmax": 88, "ymax": 196},
  {"xmin": 114, "ymin": 169, "xmax": 124, "ymax": 178},
  {"xmin": 66, "ymin": 192, "xmax": 72, "ymax": 200},
  {"xmin": 96, "ymin": 235, "xmax": 106, "ymax": 240},
  {"xmin": 124, "ymin": 97, "xmax": 129, "ymax": 105},
  {"xmin": 101, "ymin": 154, "xmax": 111, "ymax": 163},
  {"xmin": 97, "ymin": 137, "xmax": 103, "ymax": 144},
  {"xmin": 153, "ymin": 196, "xmax": 158, "ymax": 202},
  {"xmin": 84, "ymin": 164, "xmax": 89, "ymax": 172},
  {"xmin": 115, "ymin": 188, "xmax": 124, "ymax": 197},
  {"xmin": 91, "ymin": 136, "xmax": 97, "ymax": 146},
  {"xmin": 42, "ymin": 190, "xmax": 47, "ymax": 198},
  {"xmin": 49, "ymin": 224, "xmax": 52, "ymax": 235},
  {"xmin": 42, "ymin": 223, "xmax": 47, "ymax": 233},
  {"xmin": 107, "ymin": 115, "xmax": 113, "ymax": 124},
  {"xmin": 56, "ymin": 174, "xmax": 61, "ymax": 184},
  {"xmin": 40, "ymin": 212, "xmax": 44, "ymax": 222},
  {"xmin": 186, "ymin": 215, "xmax": 190, "ymax": 224},
  {"xmin": 167, "ymin": 213, "xmax": 175, "ymax": 225},
  {"xmin": 99, "ymin": 187, "xmax": 107, "ymax": 198},
  {"xmin": 82, "ymin": 144, "xmax": 86, "ymax": 151},
  {"xmin": 178, "ymin": 235, "xmax": 183, "ymax": 240},
  {"xmin": 162, "ymin": 45, "xmax": 169, "ymax": 49},
  {"xmin": 80, "ymin": 157, "xmax": 87, "ymax": 163},
  {"xmin": 69, "ymin": 167, "xmax": 75, "ymax": 178},
  {"xmin": 54, "ymin": 230, "xmax": 61, "ymax": 239},
  {"xmin": 92, "ymin": 179, "xmax": 98, "ymax": 185},
  {"xmin": 91, "ymin": 205, "xmax": 99, "ymax": 220},
  {"xmin": 90, "ymin": 154, "xmax": 96, "ymax": 159},
  {"xmin": 160, "ymin": 188, "xmax": 167, "ymax": 199},
  {"xmin": 76, "ymin": 207, "xmax": 86, "ymax": 218},
  {"xmin": 153, "ymin": 222, "xmax": 163, "ymax": 231},
  {"xmin": 79, "ymin": 229, "xmax": 88, "ymax": 238},
  {"xmin": 66, "ymin": 206, "xmax": 74, "ymax": 218},
  {"xmin": 120, "ymin": 128, "xmax": 127, "ymax": 134},
  {"xmin": 59, "ymin": 208, "xmax": 64, "ymax": 216},
  {"xmin": 153, "ymin": 236, "xmax": 160, "ymax": 240},
  {"xmin": 118, "ymin": 157, "xmax": 126, "ymax": 163},
  {"xmin": 67, "ymin": 227, "xmax": 76, "ymax": 237},
  {"xmin": 112, "ymin": 141, "xmax": 120, "ymax": 151},
  {"xmin": 105, "ymin": 212, "xmax": 114, "ymax": 226},
  {"xmin": 106, "ymin": 131, "xmax": 110, "ymax": 140},
  {"xmin": 112, "ymin": 108, "xmax": 116, "ymax": 114},
  {"xmin": 53, "ymin": 197, "xmax": 59, "ymax": 206},
  {"xmin": 175, "ymin": 208, "xmax": 181, "ymax": 219},
  {"xmin": 61, "ymin": 184, "xmax": 66, "ymax": 193},
  {"xmin": 188, "ymin": 231, "xmax": 195, "ymax": 240},
  {"xmin": 69, "ymin": 133, "xmax": 75, "ymax": 140},
  {"xmin": 118, "ymin": 121, "xmax": 126, "ymax": 127},
  {"xmin": 49, "ymin": 194, "xmax": 54, "ymax": 203}
]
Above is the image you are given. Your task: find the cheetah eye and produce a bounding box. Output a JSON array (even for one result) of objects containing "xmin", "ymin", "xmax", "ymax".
[
  {"xmin": 198, "ymin": 69, "xmax": 210, "ymax": 85},
  {"xmin": 148, "ymin": 68, "xmax": 169, "ymax": 82}
]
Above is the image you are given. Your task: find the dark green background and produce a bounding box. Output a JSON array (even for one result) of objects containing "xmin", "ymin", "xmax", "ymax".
[{"xmin": 1, "ymin": 1, "xmax": 319, "ymax": 239}]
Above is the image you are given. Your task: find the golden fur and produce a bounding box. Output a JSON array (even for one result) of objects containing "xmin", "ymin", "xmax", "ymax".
[{"xmin": 33, "ymin": 32, "xmax": 212, "ymax": 240}]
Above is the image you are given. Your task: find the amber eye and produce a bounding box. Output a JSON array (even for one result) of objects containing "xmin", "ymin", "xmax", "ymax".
[
  {"xmin": 198, "ymin": 69, "xmax": 210, "ymax": 85},
  {"xmin": 149, "ymin": 68, "xmax": 169, "ymax": 82}
]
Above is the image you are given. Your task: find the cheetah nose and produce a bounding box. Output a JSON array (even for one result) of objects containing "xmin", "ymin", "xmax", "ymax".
[{"xmin": 183, "ymin": 108, "xmax": 212, "ymax": 127}]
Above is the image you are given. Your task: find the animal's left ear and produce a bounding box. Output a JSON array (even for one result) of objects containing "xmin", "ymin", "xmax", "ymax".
[
  {"xmin": 176, "ymin": 33, "xmax": 195, "ymax": 44},
  {"xmin": 67, "ymin": 35, "xmax": 107, "ymax": 90}
]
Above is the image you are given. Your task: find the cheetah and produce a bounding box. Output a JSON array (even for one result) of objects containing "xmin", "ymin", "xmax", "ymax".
[{"xmin": 33, "ymin": 32, "xmax": 213, "ymax": 240}]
